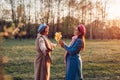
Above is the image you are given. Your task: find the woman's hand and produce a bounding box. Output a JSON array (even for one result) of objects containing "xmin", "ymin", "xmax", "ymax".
[
  {"xmin": 58, "ymin": 40, "xmax": 65, "ymax": 47},
  {"xmin": 52, "ymin": 43, "xmax": 57, "ymax": 49}
]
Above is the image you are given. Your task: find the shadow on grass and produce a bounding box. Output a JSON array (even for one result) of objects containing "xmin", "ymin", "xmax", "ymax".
[
  {"xmin": 13, "ymin": 77, "xmax": 24, "ymax": 80},
  {"xmin": 4, "ymin": 61, "xmax": 34, "ymax": 74},
  {"xmin": 3, "ymin": 60, "xmax": 34, "ymax": 80},
  {"xmin": 51, "ymin": 78, "xmax": 65, "ymax": 80},
  {"xmin": 0, "ymin": 56, "xmax": 12, "ymax": 80}
]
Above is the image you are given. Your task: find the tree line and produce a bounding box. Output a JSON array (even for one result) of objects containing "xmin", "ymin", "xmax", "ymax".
[{"xmin": 0, "ymin": 0, "xmax": 120, "ymax": 39}]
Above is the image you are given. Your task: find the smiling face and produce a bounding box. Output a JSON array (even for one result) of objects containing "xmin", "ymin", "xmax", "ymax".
[
  {"xmin": 44, "ymin": 26, "xmax": 49, "ymax": 36},
  {"xmin": 74, "ymin": 27, "xmax": 81, "ymax": 36},
  {"xmin": 40, "ymin": 25, "xmax": 49, "ymax": 36}
]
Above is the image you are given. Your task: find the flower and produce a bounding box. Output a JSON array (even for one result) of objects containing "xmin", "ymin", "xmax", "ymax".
[{"xmin": 55, "ymin": 32, "xmax": 62, "ymax": 42}]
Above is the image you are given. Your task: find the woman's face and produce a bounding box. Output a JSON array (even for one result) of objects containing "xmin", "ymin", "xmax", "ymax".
[
  {"xmin": 74, "ymin": 27, "xmax": 81, "ymax": 36},
  {"xmin": 44, "ymin": 26, "xmax": 49, "ymax": 35}
]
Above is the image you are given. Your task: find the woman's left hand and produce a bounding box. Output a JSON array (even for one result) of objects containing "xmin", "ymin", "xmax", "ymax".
[
  {"xmin": 52, "ymin": 43, "xmax": 57, "ymax": 48},
  {"xmin": 59, "ymin": 40, "xmax": 65, "ymax": 47}
]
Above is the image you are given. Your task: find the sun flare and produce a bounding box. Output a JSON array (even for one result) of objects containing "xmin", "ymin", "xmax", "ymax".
[{"xmin": 107, "ymin": 0, "xmax": 120, "ymax": 19}]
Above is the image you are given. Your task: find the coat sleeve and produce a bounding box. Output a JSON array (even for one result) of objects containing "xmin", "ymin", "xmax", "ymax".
[
  {"xmin": 63, "ymin": 39, "xmax": 82, "ymax": 55},
  {"xmin": 38, "ymin": 37, "xmax": 47, "ymax": 56}
]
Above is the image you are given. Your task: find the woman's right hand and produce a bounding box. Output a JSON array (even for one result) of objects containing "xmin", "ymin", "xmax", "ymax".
[{"xmin": 58, "ymin": 40, "xmax": 65, "ymax": 47}]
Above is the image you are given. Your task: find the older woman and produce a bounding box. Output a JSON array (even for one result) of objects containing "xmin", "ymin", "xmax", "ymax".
[
  {"xmin": 34, "ymin": 23, "xmax": 56, "ymax": 80},
  {"xmin": 59, "ymin": 24, "xmax": 86, "ymax": 80}
]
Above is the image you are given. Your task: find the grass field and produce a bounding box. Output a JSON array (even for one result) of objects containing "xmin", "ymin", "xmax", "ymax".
[{"xmin": 0, "ymin": 39, "xmax": 120, "ymax": 80}]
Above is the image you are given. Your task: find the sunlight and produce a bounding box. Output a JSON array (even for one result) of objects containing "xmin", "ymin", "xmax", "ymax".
[{"xmin": 107, "ymin": 0, "xmax": 120, "ymax": 19}]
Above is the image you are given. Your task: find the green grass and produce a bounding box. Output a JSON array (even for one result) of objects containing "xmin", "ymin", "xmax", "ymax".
[{"xmin": 0, "ymin": 39, "xmax": 120, "ymax": 80}]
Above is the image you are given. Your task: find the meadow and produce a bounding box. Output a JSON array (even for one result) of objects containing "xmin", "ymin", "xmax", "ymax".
[{"xmin": 0, "ymin": 39, "xmax": 120, "ymax": 80}]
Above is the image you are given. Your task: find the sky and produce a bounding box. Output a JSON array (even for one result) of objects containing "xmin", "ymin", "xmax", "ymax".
[
  {"xmin": 106, "ymin": 0, "xmax": 120, "ymax": 20},
  {"xmin": 1, "ymin": 0, "xmax": 120, "ymax": 20}
]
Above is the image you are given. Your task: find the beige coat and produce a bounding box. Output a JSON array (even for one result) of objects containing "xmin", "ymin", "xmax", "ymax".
[{"xmin": 34, "ymin": 34, "xmax": 55, "ymax": 80}]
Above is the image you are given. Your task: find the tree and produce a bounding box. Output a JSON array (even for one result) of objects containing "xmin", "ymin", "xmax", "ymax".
[
  {"xmin": 75, "ymin": 0, "xmax": 87, "ymax": 24},
  {"xmin": 87, "ymin": 0, "xmax": 93, "ymax": 39},
  {"xmin": 27, "ymin": 0, "xmax": 31, "ymax": 22},
  {"xmin": 56, "ymin": 0, "xmax": 61, "ymax": 31},
  {"xmin": 17, "ymin": 4, "xmax": 25, "ymax": 20},
  {"xmin": 9, "ymin": 0, "xmax": 16, "ymax": 22}
]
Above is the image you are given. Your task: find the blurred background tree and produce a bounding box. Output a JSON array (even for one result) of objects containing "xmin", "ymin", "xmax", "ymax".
[{"xmin": 0, "ymin": 0, "xmax": 120, "ymax": 39}]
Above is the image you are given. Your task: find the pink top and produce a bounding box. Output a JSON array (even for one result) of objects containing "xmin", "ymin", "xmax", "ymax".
[{"xmin": 69, "ymin": 35, "xmax": 78, "ymax": 46}]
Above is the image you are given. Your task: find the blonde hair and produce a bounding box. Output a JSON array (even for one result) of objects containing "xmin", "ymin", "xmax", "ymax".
[{"xmin": 81, "ymin": 35, "xmax": 85, "ymax": 51}]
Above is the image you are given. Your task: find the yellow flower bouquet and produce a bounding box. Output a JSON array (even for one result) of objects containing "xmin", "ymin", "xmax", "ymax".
[{"xmin": 55, "ymin": 32, "xmax": 62, "ymax": 42}]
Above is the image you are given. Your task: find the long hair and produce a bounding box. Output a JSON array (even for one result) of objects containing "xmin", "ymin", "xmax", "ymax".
[
  {"xmin": 78, "ymin": 34, "xmax": 85, "ymax": 51},
  {"xmin": 78, "ymin": 24, "xmax": 86, "ymax": 51}
]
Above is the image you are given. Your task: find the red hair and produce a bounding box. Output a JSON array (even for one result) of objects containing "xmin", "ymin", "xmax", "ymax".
[{"xmin": 78, "ymin": 24, "xmax": 86, "ymax": 51}]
